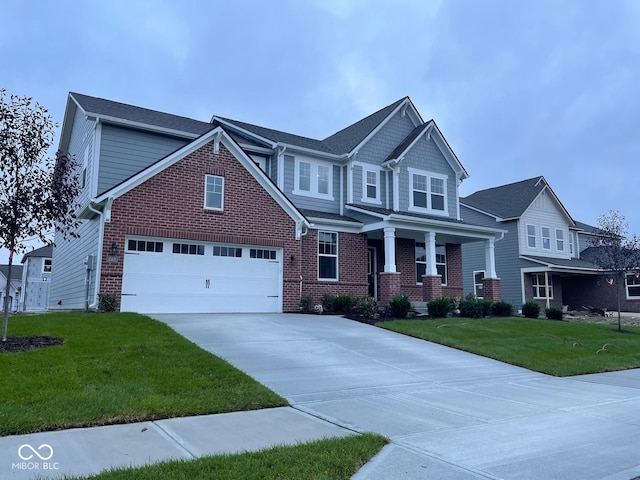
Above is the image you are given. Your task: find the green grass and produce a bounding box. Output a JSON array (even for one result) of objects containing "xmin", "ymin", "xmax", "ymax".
[
  {"xmin": 65, "ymin": 434, "xmax": 388, "ymax": 480},
  {"xmin": 0, "ymin": 312, "xmax": 286, "ymax": 436},
  {"xmin": 380, "ymin": 317, "xmax": 640, "ymax": 376}
]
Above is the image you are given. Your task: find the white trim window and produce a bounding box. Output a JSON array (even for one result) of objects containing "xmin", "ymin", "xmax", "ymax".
[
  {"xmin": 569, "ymin": 232, "xmax": 575, "ymax": 255},
  {"xmin": 318, "ymin": 231, "xmax": 338, "ymax": 281},
  {"xmin": 294, "ymin": 158, "xmax": 334, "ymax": 200},
  {"xmin": 408, "ymin": 168, "xmax": 448, "ymax": 215},
  {"xmin": 361, "ymin": 167, "xmax": 381, "ymax": 204},
  {"xmin": 474, "ymin": 271, "xmax": 485, "ymax": 298},
  {"xmin": 532, "ymin": 273, "xmax": 553, "ymax": 299},
  {"xmin": 415, "ymin": 242, "xmax": 447, "ymax": 285},
  {"xmin": 527, "ymin": 224, "xmax": 536, "ymax": 248},
  {"xmin": 626, "ymin": 274, "xmax": 640, "ymax": 299},
  {"xmin": 556, "ymin": 229, "xmax": 565, "ymax": 251},
  {"xmin": 541, "ymin": 227, "xmax": 551, "ymax": 250},
  {"xmin": 204, "ymin": 175, "xmax": 224, "ymax": 210},
  {"xmin": 43, "ymin": 258, "xmax": 52, "ymax": 273}
]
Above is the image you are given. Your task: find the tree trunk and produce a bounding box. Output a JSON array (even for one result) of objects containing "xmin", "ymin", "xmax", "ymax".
[
  {"xmin": 617, "ymin": 273, "xmax": 622, "ymax": 331},
  {"xmin": 2, "ymin": 251, "xmax": 14, "ymax": 341}
]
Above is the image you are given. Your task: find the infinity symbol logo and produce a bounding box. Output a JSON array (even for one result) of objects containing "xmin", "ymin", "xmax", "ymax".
[{"xmin": 18, "ymin": 444, "xmax": 54, "ymax": 461}]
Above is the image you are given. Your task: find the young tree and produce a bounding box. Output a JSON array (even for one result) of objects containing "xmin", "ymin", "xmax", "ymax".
[
  {"xmin": 0, "ymin": 89, "xmax": 81, "ymax": 341},
  {"xmin": 588, "ymin": 210, "xmax": 640, "ymax": 331}
]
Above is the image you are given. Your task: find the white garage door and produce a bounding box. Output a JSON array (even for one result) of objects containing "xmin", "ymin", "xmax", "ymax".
[{"xmin": 121, "ymin": 237, "xmax": 282, "ymax": 313}]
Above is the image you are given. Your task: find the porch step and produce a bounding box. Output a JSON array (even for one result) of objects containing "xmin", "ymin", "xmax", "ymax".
[{"xmin": 411, "ymin": 301, "xmax": 428, "ymax": 315}]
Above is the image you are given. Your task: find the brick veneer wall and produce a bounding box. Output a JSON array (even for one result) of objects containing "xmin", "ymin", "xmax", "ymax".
[
  {"xmin": 482, "ymin": 277, "xmax": 502, "ymax": 301},
  {"xmin": 562, "ymin": 274, "xmax": 640, "ymax": 313},
  {"xmin": 300, "ymin": 229, "xmax": 368, "ymax": 305},
  {"xmin": 100, "ymin": 141, "xmax": 303, "ymax": 311}
]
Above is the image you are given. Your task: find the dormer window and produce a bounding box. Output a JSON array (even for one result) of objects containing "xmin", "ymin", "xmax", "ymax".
[{"xmin": 408, "ymin": 168, "xmax": 447, "ymax": 214}]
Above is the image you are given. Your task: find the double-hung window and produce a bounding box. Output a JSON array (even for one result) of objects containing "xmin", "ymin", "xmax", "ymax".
[
  {"xmin": 527, "ymin": 225, "xmax": 536, "ymax": 248},
  {"xmin": 415, "ymin": 243, "xmax": 447, "ymax": 285},
  {"xmin": 626, "ymin": 274, "xmax": 640, "ymax": 299},
  {"xmin": 294, "ymin": 158, "xmax": 333, "ymax": 200},
  {"xmin": 43, "ymin": 259, "xmax": 52, "ymax": 273},
  {"xmin": 318, "ymin": 231, "xmax": 338, "ymax": 280},
  {"xmin": 541, "ymin": 227, "xmax": 551, "ymax": 250},
  {"xmin": 532, "ymin": 273, "xmax": 553, "ymax": 299},
  {"xmin": 408, "ymin": 168, "xmax": 447, "ymax": 214},
  {"xmin": 204, "ymin": 175, "xmax": 224, "ymax": 210},
  {"xmin": 556, "ymin": 229, "xmax": 565, "ymax": 251},
  {"xmin": 474, "ymin": 271, "xmax": 485, "ymax": 298}
]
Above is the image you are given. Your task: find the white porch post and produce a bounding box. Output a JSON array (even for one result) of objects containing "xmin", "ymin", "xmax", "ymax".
[
  {"xmin": 425, "ymin": 231, "xmax": 437, "ymax": 276},
  {"xmin": 383, "ymin": 227, "xmax": 397, "ymax": 273},
  {"xmin": 485, "ymin": 238, "xmax": 497, "ymax": 278}
]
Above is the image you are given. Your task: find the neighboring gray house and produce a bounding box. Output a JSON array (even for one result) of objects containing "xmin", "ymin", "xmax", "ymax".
[
  {"xmin": 0, "ymin": 264, "xmax": 24, "ymax": 312},
  {"xmin": 50, "ymin": 92, "xmax": 504, "ymax": 314},
  {"xmin": 460, "ymin": 176, "xmax": 640, "ymax": 313},
  {"xmin": 19, "ymin": 245, "xmax": 53, "ymax": 312}
]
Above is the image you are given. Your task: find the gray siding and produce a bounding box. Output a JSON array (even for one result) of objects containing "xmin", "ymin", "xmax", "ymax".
[
  {"xmin": 357, "ymin": 111, "xmax": 416, "ymax": 163},
  {"xmin": 98, "ymin": 124, "xmax": 188, "ymax": 194},
  {"xmin": 283, "ymin": 154, "xmax": 341, "ymax": 214}
]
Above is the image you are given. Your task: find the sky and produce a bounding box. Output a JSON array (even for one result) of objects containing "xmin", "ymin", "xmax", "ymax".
[{"xmin": 1, "ymin": 0, "xmax": 640, "ymax": 263}]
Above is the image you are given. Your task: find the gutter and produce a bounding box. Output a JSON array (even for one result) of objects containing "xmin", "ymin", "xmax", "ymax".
[{"xmin": 86, "ymin": 197, "xmax": 114, "ymax": 308}]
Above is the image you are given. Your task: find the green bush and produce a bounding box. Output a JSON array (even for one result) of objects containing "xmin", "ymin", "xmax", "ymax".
[
  {"xmin": 299, "ymin": 295, "xmax": 313, "ymax": 313},
  {"xmin": 389, "ymin": 294, "xmax": 411, "ymax": 319},
  {"xmin": 97, "ymin": 293, "xmax": 117, "ymax": 312},
  {"xmin": 492, "ymin": 300, "xmax": 513, "ymax": 317},
  {"xmin": 427, "ymin": 297, "xmax": 454, "ymax": 318},
  {"xmin": 352, "ymin": 296, "xmax": 377, "ymax": 318},
  {"xmin": 522, "ymin": 301, "xmax": 541, "ymax": 318},
  {"xmin": 321, "ymin": 294, "xmax": 335, "ymax": 312},
  {"xmin": 459, "ymin": 298, "xmax": 484, "ymax": 318},
  {"xmin": 333, "ymin": 294, "xmax": 353, "ymax": 313},
  {"xmin": 478, "ymin": 299, "xmax": 494, "ymax": 317},
  {"xmin": 545, "ymin": 307, "xmax": 564, "ymax": 320}
]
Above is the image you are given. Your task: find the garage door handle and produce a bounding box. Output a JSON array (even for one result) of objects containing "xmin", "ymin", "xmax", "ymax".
[
  {"xmin": 205, "ymin": 279, "xmax": 210, "ymax": 289},
  {"xmin": 267, "ymin": 295, "xmax": 279, "ymax": 298}
]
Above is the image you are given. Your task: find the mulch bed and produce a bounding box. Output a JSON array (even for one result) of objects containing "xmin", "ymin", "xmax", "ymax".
[{"xmin": 0, "ymin": 336, "xmax": 64, "ymax": 353}]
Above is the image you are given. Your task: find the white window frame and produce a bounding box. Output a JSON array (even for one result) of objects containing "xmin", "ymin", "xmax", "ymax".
[
  {"xmin": 473, "ymin": 270, "xmax": 485, "ymax": 298},
  {"xmin": 43, "ymin": 258, "xmax": 52, "ymax": 273},
  {"xmin": 532, "ymin": 273, "xmax": 553, "ymax": 299},
  {"xmin": 293, "ymin": 158, "xmax": 334, "ymax": 200},
  {"xmin": 541, "ymin": 227, "xmax": 551, "ymax": 250},
  {"xmin": 626, "ymin": 274, "xmax": 640, "ymax": 299},
  {"xmin": 408, "ymin": 168, "xmax": 448, "ymax": 215},
  {"xmin": 361, "ymin": 167, "xmax": 382, "ymax": 204},
  {"xmin": 526, "ymin": 224, "xmax": 536, "ymax": 248},
  {"xmin": 81, "ymin": 146, "xmax": 89, "ymax": 189},
  {"xmin": 556, "ymin": 229, "xmax": 565, "ymax": 251},
  {"xmin": 415, "ymin": 242, "xmax": 447, "ymax": 285},
  {"xmin": 204, "ymin": 175, "xmax": 224, "ymax": 211},
  {"xmin": 569, "ymin": 232, "xmax": 575, "ymax": 255},
  {"xmin": 318, "ymin": 231, "xmax": 338, "ymax": 281}
]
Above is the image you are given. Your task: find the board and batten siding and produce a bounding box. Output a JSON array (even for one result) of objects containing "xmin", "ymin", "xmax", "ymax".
[
  {"xmin": 97, "ymin": 124, "xmax": 189, "ymax": 195},
  {"xmin": 519, "ymin": 190, "xmax": 572, "ymax": 259},
  {"xmin": 282, "ymin": 153, "xmax": 341, "ymax": 214}
]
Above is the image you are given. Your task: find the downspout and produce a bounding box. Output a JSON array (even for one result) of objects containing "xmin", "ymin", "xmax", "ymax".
[{"xmin": 87, "ymin": 197, "xmax": 113, "ymax": 309}]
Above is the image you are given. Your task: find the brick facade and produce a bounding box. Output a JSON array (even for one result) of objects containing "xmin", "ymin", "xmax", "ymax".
[
  {"xmin": 562, "ymin": 274, "xmax": 640, "ymax": 312},
  {"xmin": 482, "ymin": 277, "xmax": 502, "ymax": 301},
  {"xmin": 100, "ymin": 141, "xmax": 303, "ymax": 311},
  {"xmin": 379, "ymin": 272, "xmax": 401, "ymax": 305},
  {"xmin": 421, "ymin": 275, "xmax": 443, "ymax": 301}
]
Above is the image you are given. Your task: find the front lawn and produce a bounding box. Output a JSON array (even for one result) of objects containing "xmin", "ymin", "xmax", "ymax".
[
  {"xmin": 380, "ymin": 317, "xmax": 640, "ymax": 376},
  {"xmin": 72, "ymin": 434, "xmax": 388, "ymax": 480},
  {"xmin": 0, "ymin": 312, "xmax": 286, "ymax": 436}
]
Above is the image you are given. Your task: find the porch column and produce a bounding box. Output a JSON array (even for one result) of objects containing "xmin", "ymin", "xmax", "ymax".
[
  {"xmin": 383, "ymin": 227, "xmax": 396, "ymax": 273},
  {"xmin": 422, "ymin": 231, "xmax": 443, "ymax": 301},
  {"xmin": 483, "ymin": 238, "xmax": 501, "ymax": 300}
]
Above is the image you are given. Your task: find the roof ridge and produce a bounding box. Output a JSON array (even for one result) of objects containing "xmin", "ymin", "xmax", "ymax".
[{"xmin": 217, "ymin": 117, "xmax": 323, "ymax": 143}]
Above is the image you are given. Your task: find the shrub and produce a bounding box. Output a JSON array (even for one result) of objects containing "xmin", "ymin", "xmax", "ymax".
[
  {"xmin": 97, "ymin": 293, "xmax": 117, "ymax": 312},
  {"xmin": 458, "ymin": 298, "xmax": 483, "ymax": 318},
  {"xmin": 545, "ymin": 307, "xmax": 564, "ymax": 320},
  {"xmin": 492, "ymin": 300, "xmax": 513, "ymax": 317},
  {"xmin": 299, "ymin": 295, "xmax": 313, "ymax": 313},
  {"xmin": 522, "ymin": 301, "xmax": 541, "ymax": 318},
  {"xmin": 389, "ymin": 294, "xmax": 411, "ymax": 319},
  {"xmin": 321, "ymin": 294, "xmax": 335, "ymax": 312},
  {"xmin": 352, "ymin": 296, "xmax": 377, "ymax": 318},
  {"xmin": 478, "ymin": 299, "xmax": 494, "ymax": 317},
  {"xmin": 427, "ymin": 297, "xmax": 454, "ymax": 318},
  {"xmin": 332, "ymin": 294, "xmax": 353, "ymax": 313}
]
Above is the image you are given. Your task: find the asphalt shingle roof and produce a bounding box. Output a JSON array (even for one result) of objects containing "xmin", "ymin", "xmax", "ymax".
[
  {"xmin": 298, "ymin": 209, "xmax": 362, "ymax": 224},
  {"xmin": 521, "ymin": 254, "xmax": 600, "ymax": 270},
  {"xmin": 0, "ymin": 265, "xmax": 23, "ymax": 281},
  {"xmin": 461, "ymin": 176, "xmax": 547, "ymax": 219},
  {"xmin": 385, "ymin": 122, "xmax": 431, "ymax": 162},
  {"xmin": 21, "ymin": 245, "xmax": 53, "ymax": 263},
  {"xmin": 71, "ymin": 93, "xmax": 214, "ymax": 136}
]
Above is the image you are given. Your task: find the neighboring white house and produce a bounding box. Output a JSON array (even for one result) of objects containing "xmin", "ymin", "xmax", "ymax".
[
  {"xmin": 0, "ymin": 264, "xmax": 24, "ymax": 312},
  {"xmin": 19, "ymin": 245, "xmax": 53, "ymax": 312}
]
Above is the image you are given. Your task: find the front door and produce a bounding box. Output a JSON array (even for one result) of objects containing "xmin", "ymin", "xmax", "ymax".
[{"xmin": 367, "ymin": 247, "xmax": 377, "ymax": 300}]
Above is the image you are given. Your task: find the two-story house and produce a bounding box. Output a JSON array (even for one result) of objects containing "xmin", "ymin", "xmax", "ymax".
[
  {"xmin": 460, "ymin": 176, "xmax": 640, "ymax": 313},
  {"xmin": 49, "ymin": 93, "xmax": 504, "ymax": 314},
  {"xmin": 19, "ymin": 245, "xmax": 53, "ymax": 312}
]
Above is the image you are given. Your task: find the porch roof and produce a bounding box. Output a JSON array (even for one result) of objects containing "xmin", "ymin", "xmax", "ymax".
[{"xmin": 521, "ymin": 255, "xmax": 602, "ymax": 273}]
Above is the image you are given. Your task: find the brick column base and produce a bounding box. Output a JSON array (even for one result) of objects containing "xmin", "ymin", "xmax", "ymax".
[
  {"xmin": 483, "ymin": 277, "xmax": 501, "ymax": 300},
  {"xmin": 422, "ymin": 275, "xmax": 443, "ymax": 301},
  {"xmin": 379, "ymin": 272, "xmax": 401, "ymax": 305}
]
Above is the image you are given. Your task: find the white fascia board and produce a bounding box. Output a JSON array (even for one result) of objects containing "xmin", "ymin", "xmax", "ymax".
[
  {"xmin": 429, "ymin": 122, "xmax": 469, "ymax": 180},
  {"xmin": 83, "ymin": 112, "xmax": 201, "ymax": 139},
  {"xmin": 59, "ymin": 95, "xmax": 81, "ymax": 153},
  {"xmin": 344, "ymin": 204, "xmax": 389, "ymax": 219},
  {"xmin": 307, "ymin": 219, "xmax": 363, "ymax": 234},
  {"xmin": 388, "ymin": 123, "xmax": 433, "ymax": 164},
  {"xmin": 387, "ymin": 213, "xmax": 506, "ymax": 238},
  {"xmin": 212, "ymin": 117, "xmax": 277, "ymax": 149},
  {"xmin": 278, "ymin": 143, "xmax": 345, "ymax": 161},
  {"xmin": 346, "ymin": 98, "xmax": 416, "ymax": 157}
]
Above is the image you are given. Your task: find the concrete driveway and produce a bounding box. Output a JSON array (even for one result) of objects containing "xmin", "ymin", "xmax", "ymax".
[{"xmin": 152, "ymin": 313, "xmax": 640, "ymax": 480}]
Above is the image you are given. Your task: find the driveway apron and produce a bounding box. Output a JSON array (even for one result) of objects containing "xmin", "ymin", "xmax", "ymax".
[{"xmin": 152, "ymin": 313, "xmax": 640, "ymax": 480}]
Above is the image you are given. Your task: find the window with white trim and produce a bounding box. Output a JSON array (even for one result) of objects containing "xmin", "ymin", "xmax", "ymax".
[
  {"xmin": 527, "ymin": 225, "xmax": 536, "ymax": 248},
  {"xmin": 250, "ymin": 248, "xmax": 277, "ymax": 260},
  {"xmin": 362, "ymin": 168, "xmax": 381, "ymax": 204},
  {"xmin": 415, "ymin": 242, "xmax": 446, "ymax": 285},
  {"xmin": 474, "ymin": 271, "xmax": 485, "ymax": 298},
  {"xmin": 294, "ymin": 158, "xmax": 334, "ymax": 200},
  {"xmin": 204, "ymin": 175, "xmax": 224, "ymax": 210},
  {"xmin": 128, "ymin": 240, "xmax": 164, "ymax": 253},
  {"xmin": 213, "ymin": 246, "xmax": 242, "ymax": 257},
  {"xmin": 532, "ymin": 273, "xmax": 553, "ymax": 299},
  {"xmin": 408, "ymin": 168, "xmax": 448, "ymax": 214},
  {"xmin": 81, "ymin": 146, "xmax": 89, "ymax": 189},
  {"xmin": 556, "ymin": 229, "xmax": 565, "ymax": 251},
  {"xmin": 318, "ymin": 231, "xmax": 338, "ymax": 280},
  {"xmin": 43, "ymin": 259, "xmax": 52, "ymax": 273},
  {"xmin": 541, "ymin": 227, "xmax": 551, "ymax": 250},
  {"xmin": 173, "ymin": 243, "xmax": 205, "ymax": 255},
  {"xmin": 626, "ymin": 274, "xmax": 640, "ymax": 298}
]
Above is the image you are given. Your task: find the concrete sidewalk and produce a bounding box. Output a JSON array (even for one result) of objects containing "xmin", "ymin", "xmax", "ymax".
[{"xmin": 0, "ymin": 407, "xmax": 354, "ymax": 479}]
